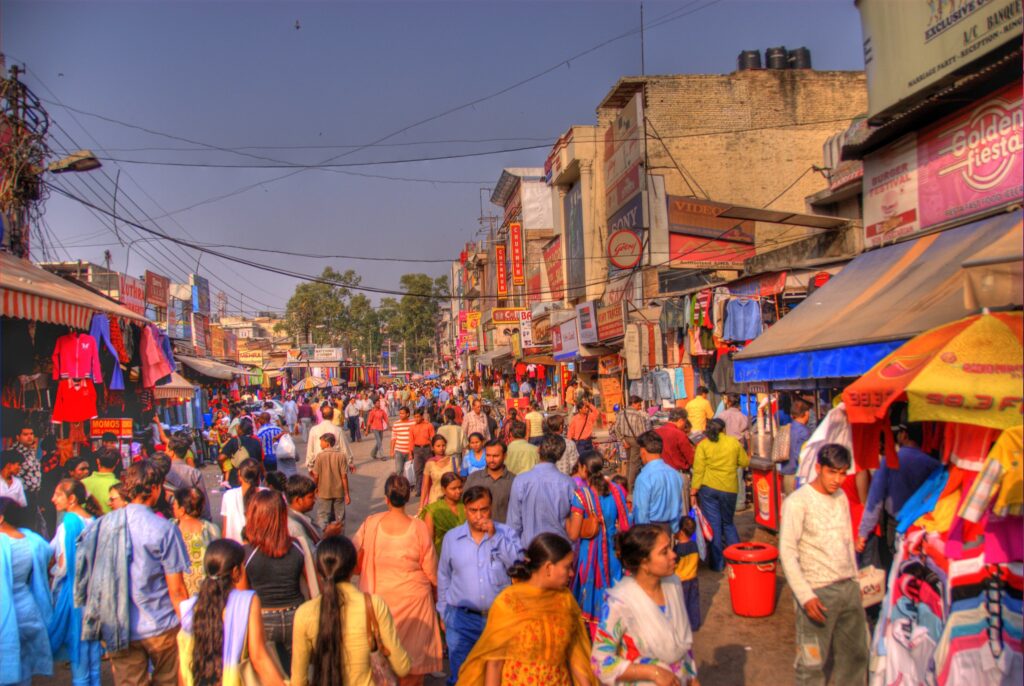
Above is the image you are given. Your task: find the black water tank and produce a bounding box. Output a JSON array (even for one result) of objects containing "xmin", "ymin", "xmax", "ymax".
[
  {"xmin": 737, "ymin": 50, "xmax": 762, "ymax": 71},
  {"xmin": 788, "ymin": 47, "xmax": 812, "ymax": 69},
  {"xmin": 765, "ymin": 46, "xmax": 788, "ymax": 69}
]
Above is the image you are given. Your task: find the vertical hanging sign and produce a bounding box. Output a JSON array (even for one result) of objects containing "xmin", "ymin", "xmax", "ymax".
[
  {"xmin": 509, "ymin": 222, "xmax": 525, "ymax": 286},
  {"xmin": 495, "ymin": 244, "xmax": 509, "ymax": 297}
]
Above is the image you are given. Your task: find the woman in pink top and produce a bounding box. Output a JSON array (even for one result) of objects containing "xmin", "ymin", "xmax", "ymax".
[{"xmin": 354, "ymin": 475, "xmax": 441, "ymax": 685}]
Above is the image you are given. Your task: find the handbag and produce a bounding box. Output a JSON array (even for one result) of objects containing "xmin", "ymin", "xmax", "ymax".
[
  {"xmin": 578, "ymin": 486, "xmax": 603, "ymax": 539},
  {"xmin": 692, "ymin": 502, "xmax": 714, "ymax": 541},
  {"xmin": 771, "ymin": 424, "xmax": 791, "ymax": 463},
  {"xmin": 364, "ymin": 593, "xmax": 399, "ymax": 686}
]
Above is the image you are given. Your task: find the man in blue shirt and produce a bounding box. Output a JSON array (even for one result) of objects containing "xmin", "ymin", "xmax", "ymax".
[
  {"xmin": 84, "ymin": 460, "xmax": 190, "ymax": 685},
  {"xmin": 782, "ymin": 399, "xmax": 812, "ymax": 495},
  {"xmin": 857, "ymin": 423, "xmax": 940, "ymax": 558},
  {"xmin": 506, "ymin": 434, "xmax": 576, "ymax": 545},
  {"xmin": 437, "ymin": 486, "xmax": 521, "ymax": 685},
  {"xmin": 632, "ymin": 430, "xmax": 684, "ymax": 533}
]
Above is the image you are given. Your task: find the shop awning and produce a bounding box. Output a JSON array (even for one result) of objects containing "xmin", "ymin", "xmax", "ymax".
[
  {"xmin": 476, "ymin": 346, "xmax": 511, "ymax": 366},
  {"xmin": 153, "ymin": 372, "xmax": 196, "ymax": 400},
  {"xmin": 734, "ymin": 212, "xmax": 1022, "ymax": 383},
  {"xmin": 0, "ymin": 252, "xmax": 149, "ymax": 329},
  {"xmin": 178, "ymin": 354, "xmax": 239, "ymax": 380},
  {"xmin": 962, "ymin": 220, "xmax": 1023, "ymax": 310}
]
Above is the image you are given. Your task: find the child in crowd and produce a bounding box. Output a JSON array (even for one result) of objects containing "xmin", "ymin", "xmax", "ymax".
[{"xmin": 674, "ymin": 515, "xmax": 702, "ymax": 631}]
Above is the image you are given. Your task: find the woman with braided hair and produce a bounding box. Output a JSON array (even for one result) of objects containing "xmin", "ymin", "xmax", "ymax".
[{"xmin": 176, "ymin": 538, "xmax": 285, "ymax": 686}]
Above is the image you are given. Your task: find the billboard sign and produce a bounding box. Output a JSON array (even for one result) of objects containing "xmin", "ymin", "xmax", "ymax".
[
  {"xmin": 491, "ymin": 307, "xmax": 532, "ymax": 324},
  {"xmin": 118, "ymin": 274, "xmax": 146, "ymax": 316},
  {"xmin": 495, "ymin": 244, "xmax": 508, "ymax": 297},
  {"xmin": 858, "ymin": 0, "xmax": 1023, "ymax": 119},
  {"xmin": 596, "ymin": 302, "xmax": 626, "ymax": 341},
  {"xmin": 667, "ymin": 196, "xmax": 755, "ymax": 243},
  {"xmin": 552, "ymin": 318, "xmax": 580, "ymax": 361},
  {"xmin": 864, "ymin": 82, "xmax": 1023, "ymax": 248},
  {"xmin": 190, "ymin": 274, "xmax": 211, "ymax": 316},
  {"xmin": 144, "ymin": 270, "xmax": 170, "ymax": 307},
  {"xmin": 238, "ymin": 350, "xmax": 264, "ymax": 366},
  {"xmin": 575, "ymin": 301, "xmax": 599, "ymax": 345},
  {"xmin": 191, "ymin": 313, "xmax": 211, "ymax": 355},
  {"xmin": 543, "ymin": 237, "xmax": 565, "ymax": 302},
  {"xmin": 509, "ymin": 222, "xmax": 525, "ymax": 286},
  {"xmin": 563, "ymin": 182, "xmax": 585, "ymax": 298}
]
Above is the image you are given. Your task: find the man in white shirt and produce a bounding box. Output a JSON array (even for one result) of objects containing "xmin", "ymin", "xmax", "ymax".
[
  {"xmin": 779, "ymin": 443, "xmax": 868, "ymax": 686},
  {"xmin": 306, "ymin": 404, "xmax": 344, "ymax": 468},
  {"xmin": 0, "ymin": 449, "xmax": 28, "ymax": 507}
]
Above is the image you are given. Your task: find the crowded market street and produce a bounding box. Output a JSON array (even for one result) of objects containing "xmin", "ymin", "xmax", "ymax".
[{"xmin": 2, "ymin": 2, "xmax": 1022, "ymax": 686}]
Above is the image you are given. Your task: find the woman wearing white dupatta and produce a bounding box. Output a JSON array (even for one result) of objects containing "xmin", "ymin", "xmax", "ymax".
[{"xmin": 591, "ymin": 525, "xmax": 698, "ymax": 686}]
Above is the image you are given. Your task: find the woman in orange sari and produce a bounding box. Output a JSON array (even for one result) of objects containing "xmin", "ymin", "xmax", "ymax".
[{"xmin": 457, "ymin": 533, "xmax": 596, "ymax": 686}]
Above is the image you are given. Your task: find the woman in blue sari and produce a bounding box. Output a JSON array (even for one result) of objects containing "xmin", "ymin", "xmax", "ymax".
[
  {"xmin": 0, "ymin": 495, "xmax": 53, "ymax": 686},
  {"xmin": 48, "ymin": 480, "xmax": 103, "ymax": 686},
  {"xmin": 566, "ymin": 453, "xmax": 631, "ymax": 637}
]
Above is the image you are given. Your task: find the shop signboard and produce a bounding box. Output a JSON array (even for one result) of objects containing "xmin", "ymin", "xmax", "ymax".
[
  {"xmin": 465, "ymin": 311, "xmax": 481, "ymax": 332},
  {"xmin": 491, "ymin": 307, "xmax": 531, "ymax": 324},
  {"xmin": 495, "ymin": 244, "xmax": 509, "ymax": 297},
  {"xmin": 604, "ymin": 92, "xmax": 644, "ymax": 189},
  {"xmin": 606, "ymin": 162, "xmax": 642, "ymax": 218},
  {"xmin": 864, "ymin": 82, "xmax": 1023, "ymax": 248},
  {"xmin": 596, "ymin": 303, "xmax": 626, "ymax": 341},
  {"xmin": 312, "ymin": 347, "xmax": 342, "ymax": 363},
  {"xmin": 552, "ymin": 318, "xmax": 579, "ymax": 361},
  {"xmin": 144, "ymin": 270, "xmax": 170, "ymax": 307},
  {"xmin": 238, "ymin": 350, "xmax": 264, "ymax": 366},
  {"xmin": 210, "ymin": 326, "xmax": 226, "ymax": 358},
  {"xmin": 597, "ymin": 353, "xmax": 624, "ymax": 420},
  {"xmin": 526, "ymin": 269, "xmax": 542, "ymax": 306},
  {"xmin": 607, "ymin": 228, "xmax": 643, "ymax": 271},
  {"xmin": 858, "ymin": 0, "xmax": 1022, "ymax": 119},
  {"xmin": 917, "ymin": 82, "xmax": 1023, "ymax": 229},
  {"xmin": 563, "ymin": 183, "xmax": 585, "ymax": 298},
  {"xmin": 520, "ymin": 320, "xmax": 535, "ymax": 347},
  {"xmin": 864, "ymin": 134, "xmax": 921, "ymax": 247},
  {"xmin": 575, "ymin": 301, "xmax": 599, "ymax": 345},
  {"xmin": 667, "ymin": 196, "xmax": 755, "ymax": 243},
  {"xmin": 543, "ymin": 237, "xmax": 565, "ymax": 302},
  {"xmin": 118, "ymin": 274, "xmax": 146, "ymax": 316},
  {"xmin": 190, "ymin": 274, "xmax": 211, "ymax": 316},
  {"xmin": 509, "ymin": 222, "xmax": 525, "ymax": 286},
  {"xmin": 223, "ymin": 331, "xmax": 238, "ymax": 361},
  {"xmin": 90, "ymin": 418, "xmax": 133, "ymax": 438},
  {"xmin": 531, "ymin": 316, "xmax": 552, "ymax": 345},
  {"xmin": 668, "ymin": 234, "xmax": 755, "ymax": 266},
  {"xmin": 191, "ymin": 313, "xmax": 211, "ymax": 355}
]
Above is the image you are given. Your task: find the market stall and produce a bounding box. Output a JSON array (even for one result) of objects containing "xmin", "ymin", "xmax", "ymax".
[{"xmin": 837, "ymin": 312, "xmax": 1023, "ymax": 686}]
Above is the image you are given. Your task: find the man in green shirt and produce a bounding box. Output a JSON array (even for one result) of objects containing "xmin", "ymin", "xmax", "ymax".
[
  {"xmin": 504, "ymin": 421, "xmax": 539, "ymax": 475},
  {"xmin": 81, "ymin": 447, "xmax": 121, "ymax": 513}
]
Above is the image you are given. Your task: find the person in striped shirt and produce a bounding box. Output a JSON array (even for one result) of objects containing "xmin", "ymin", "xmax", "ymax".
[{"xmin": 390, "ymin": 407, "xmax": 416, "ymax": 479}]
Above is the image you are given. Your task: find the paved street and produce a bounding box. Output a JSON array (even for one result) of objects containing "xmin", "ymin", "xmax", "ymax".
[{"xmin": 43, "ymin": 426, "xmax": 796, "ymax": 686}]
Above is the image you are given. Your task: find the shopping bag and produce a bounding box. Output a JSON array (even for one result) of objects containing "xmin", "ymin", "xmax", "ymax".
[
  {"xmin": 858, "ymin": 565, "xmax": 886, "ymax": 607},
  {"xmin": 403, "ymin": 459, "xmax": 416, "ymax": 485},
  {"xmin": 771, "ymin": 424, "xmax": 791, "ymax": 463},
  {"xmin": 692, "ymin": 502, "xmax": 714, "ymax": 541},
  {"xmin": 275, "ymin": 433, "xmax": 296, "ymax": 461}
]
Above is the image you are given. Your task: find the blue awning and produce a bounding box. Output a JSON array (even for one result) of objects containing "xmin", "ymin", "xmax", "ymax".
[{"xmin": 734, "ymin": 212, "xmax": 1022, "ymax": 383}]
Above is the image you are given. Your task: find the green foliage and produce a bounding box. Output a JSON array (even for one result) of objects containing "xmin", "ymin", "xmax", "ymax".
[{"xmin": 277, "ymin": 269, "xmax": 448, "ymax": 371}]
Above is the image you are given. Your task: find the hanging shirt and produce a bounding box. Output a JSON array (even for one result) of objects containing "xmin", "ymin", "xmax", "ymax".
[{"xmin": 724, "ymin": 299, "xmax": 763, "ymax": 342}]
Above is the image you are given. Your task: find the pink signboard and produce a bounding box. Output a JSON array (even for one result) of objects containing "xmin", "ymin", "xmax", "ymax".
[{"xmin": 917, "ymin": 82, "xmax": 1023, "ymax": 230}]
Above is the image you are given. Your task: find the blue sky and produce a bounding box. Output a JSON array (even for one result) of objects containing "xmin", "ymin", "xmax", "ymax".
[{"xmin": 5, "ymin": 0, "xmax": 866, "ymax": 314}]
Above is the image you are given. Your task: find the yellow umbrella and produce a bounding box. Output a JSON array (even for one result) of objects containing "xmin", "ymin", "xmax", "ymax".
[
  {"xmin": 300, "ymin": 376, "xmax": 328, "ymax": 391},
  {"xmin": 845, "ymin": 311, "xmax": 1023, "ymax": 429},
  {"xmin": 909, "ymin": 313, "xmax": 1022, "ymax": 429}
]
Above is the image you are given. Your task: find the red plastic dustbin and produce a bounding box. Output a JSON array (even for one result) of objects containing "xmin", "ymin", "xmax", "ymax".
[{"xmin": 723, "ymin": 542, "xmax": 778, "ymax": 618}]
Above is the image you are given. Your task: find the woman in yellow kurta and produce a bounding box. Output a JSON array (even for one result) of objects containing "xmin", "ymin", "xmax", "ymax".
[
  {"xmin": 457, "ymin": 533, "xmax": 597, "ymax": 685},
  {"xmin": 291, "ymin": 536, "xmax": 411, "ymax": 686},
  {"xmin": 354, "ymin": 474, "xmax": 442, "ymax": 685}
]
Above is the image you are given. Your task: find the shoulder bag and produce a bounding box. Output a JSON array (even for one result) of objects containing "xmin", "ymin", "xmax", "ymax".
[
  {"xmin": 364, "ymin": 593, "xmax": 399, "ymax": 686},
  {"xmin": 578, "ymin": 486, "xmax": 604, "ymax": 540},
  {"xmin": 770, "ymin": 424, "xmax": 791, "ymax": 463}
]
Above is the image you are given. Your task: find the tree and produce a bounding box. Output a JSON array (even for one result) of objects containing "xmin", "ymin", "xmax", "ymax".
[
  {"xmin": 392, "ymin": 273, "xmax": 449, "ymax": 371},
  {"xmin": 277, "ymin": 267, "xmax": 360, "ymax": 345}
]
